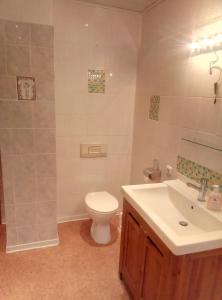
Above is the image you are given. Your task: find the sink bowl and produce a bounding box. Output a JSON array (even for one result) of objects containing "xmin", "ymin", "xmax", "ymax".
[{"xmin": 122, "ymin": 180, "xmax": 222, "ymax": 255}]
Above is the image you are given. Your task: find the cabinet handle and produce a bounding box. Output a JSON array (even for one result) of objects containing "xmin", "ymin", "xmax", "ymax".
[{"xmin": 147, "ymin": 236, "xmax": 163, "ymax": 257}]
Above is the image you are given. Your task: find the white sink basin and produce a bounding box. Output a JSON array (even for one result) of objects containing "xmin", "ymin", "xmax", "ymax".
[{"xmin": 122, "ymin": 179, "xmax": 222, "ymax": 255}]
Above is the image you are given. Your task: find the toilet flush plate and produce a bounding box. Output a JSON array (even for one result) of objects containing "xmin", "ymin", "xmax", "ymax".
[{"xmin": 80, "ymin": 144, "xmax": 107, "ymax": 158}]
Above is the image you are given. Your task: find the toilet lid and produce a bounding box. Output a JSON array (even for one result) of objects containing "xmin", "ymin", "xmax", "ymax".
[{"xmin": 85, "ymin": 191, "xmax": 118, "ymax": 213}]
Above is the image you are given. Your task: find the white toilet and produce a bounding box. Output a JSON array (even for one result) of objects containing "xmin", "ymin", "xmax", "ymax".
[{"xmin": 85, "ymin": 191, "xmax": 119, "ymax": 244}]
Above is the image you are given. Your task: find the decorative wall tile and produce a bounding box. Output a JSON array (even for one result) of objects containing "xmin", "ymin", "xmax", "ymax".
[
  {"xmin": 149, "ymin": 95, "xmax": 160, "ymax": 121},
  {"xmin": 88, "ymin": 69, "xmax": 105, "ymax": 93},
  {"xmin": 177, "ymin": 155, "xmax": 222, "ymax": 185},
  {"xmin": 17, "ymin": 76, "xmax": 36, "ymax": 100}
]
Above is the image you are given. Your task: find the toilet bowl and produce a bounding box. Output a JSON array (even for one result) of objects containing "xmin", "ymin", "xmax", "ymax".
[{"xmin": 85, "ymin": 191, "xmax": 119, "ymax": 244}]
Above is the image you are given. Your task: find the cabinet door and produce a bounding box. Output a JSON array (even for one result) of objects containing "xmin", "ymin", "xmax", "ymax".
[
  {"xmin": 122, "ymin": 212, "xmax": 144, "ymax": 299},
  {"xmin": 140, "ymin": 236, "xmax": 166, "ymax": 300}
]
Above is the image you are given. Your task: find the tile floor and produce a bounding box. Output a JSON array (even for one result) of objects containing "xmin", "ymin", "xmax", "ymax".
[{"xmin": 0, "ymin": 220, "xmax": 129, "ymax": 300}]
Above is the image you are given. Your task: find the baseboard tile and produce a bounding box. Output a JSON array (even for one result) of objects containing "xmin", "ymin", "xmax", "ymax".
[
  {"xmin": 57, "ymin": 214, "xmax": 90, "ymax": 224},
  {"xmin": 57, "ymin": 211, "xmax": 122, "ymax": 224},
  {"xmin": 6, "ymin": 237, "xmax": 59, "ymax": 254}
]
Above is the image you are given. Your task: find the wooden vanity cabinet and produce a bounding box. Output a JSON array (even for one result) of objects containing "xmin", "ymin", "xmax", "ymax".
[{"xmin": 119, "ymin": 199, "xmax": 222, "ymax": 300}]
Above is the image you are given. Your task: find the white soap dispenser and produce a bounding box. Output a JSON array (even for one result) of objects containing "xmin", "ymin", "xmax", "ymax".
[{"xmin": 207, "ymin": 185, "xmax": 222, "ymax": 211}]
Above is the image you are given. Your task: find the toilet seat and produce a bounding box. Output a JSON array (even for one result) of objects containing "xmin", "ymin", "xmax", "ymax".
[{"xmin": 85, "ymin": 191, "xmax": 118, "ymax": 213}]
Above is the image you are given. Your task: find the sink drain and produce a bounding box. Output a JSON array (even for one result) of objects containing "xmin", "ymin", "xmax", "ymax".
[{"xmin": 179, "ymin": 221, "xmax": 189, "ymax": 227}]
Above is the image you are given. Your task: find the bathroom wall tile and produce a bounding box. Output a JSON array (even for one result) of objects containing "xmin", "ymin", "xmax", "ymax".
[
  {"xmin": 0, "ymin": 155, "xmax": 14, "ymax": 192},
  {"xmin": 32, "ymin": 100, "xmax": 55, "ymax": 128},
  {"xmin": 31, "ymin": 46, "xmax": 54, "ymax": 79},
  {"xmin": 17, "ymin": 225, "xmax": 38, "ymax": 244},
  {"xmin": 0, "ymin": 43, "xmax": 6, "ymax": 75},
  {"xmin": 0, "ymin": 101, "xmax": 32, "ymax": 128},
  {"xmin": 37, "ymin": 177, "xmax": 56, "ymax": 202},
  {"xmin": 0, "ymin": 20, "xmax": 5, "ymax": 43},
  {"xmin": 31, "ymin": 24, "xmax": 53, "ymax": 48},
  {"xmin": 0, "ymin": 76, "xmax": 17, "ymax": 99},
  {"xmin": 15, "ymin": 203, "xmax": 37, "ymax": 226},
  {"xmin": 13, "ymin": 176, "xmax": 37, "ymax": 204},
  {"xmin": 37, "ymin": 222, "xmax": 57, "ymax": 241},
  {"xmin": 196, "ymin": 98, "xmax": 220, "ymax": 134},
  {"xmin": 56, "ymin": 114, "xmax": 87, "ymax": 137},
  {"xmin": 5, "ymin": 21, "xmax": 30, "ymax": 45},
  {"xmin": 5, "ymin": 205, "xmax": 15, "ymax": 225},
  {"xmin": 34, "ymin": 129, "xmax": 56, "ymax": 153},
  {"xmin": 11, "ymin": 154, "xmax": 36, "ymax": 182},
  {"xmin": 0, "ymin": 129, "xmax": 11, "ymax": 153},
  {"xmin": 7, "ymin": 45, "xmax": 30, "ymax": 76},
  {"xmin": 6, "ymin": 226, "xmax": 18, "ymax": 246},
  {"xmin": 10, "ymin": 129, "xmax": 34, "ymax": 154},
  {"xmin": 36, "ymin": 201, "xmax": 56, "ymax": 224},
  {"xmin": 35, "ymin": 154, "xmax": 56, "ymax": 177},
  {"xmin": 35, "ymin": 76, "xmax": 55, "ymax": 101}
]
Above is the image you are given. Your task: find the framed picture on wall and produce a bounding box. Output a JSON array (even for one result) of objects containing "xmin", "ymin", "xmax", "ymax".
[{"xmin": 17, "ymin": 76, "xmax": 36, "ymax": 100}]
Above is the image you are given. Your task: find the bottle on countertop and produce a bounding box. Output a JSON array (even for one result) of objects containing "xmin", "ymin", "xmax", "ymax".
[{"xmin": 207, "ymin": 185, "xmax": 222, "ymax": 211}]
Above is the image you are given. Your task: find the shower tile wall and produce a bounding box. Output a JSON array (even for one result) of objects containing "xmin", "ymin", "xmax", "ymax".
[
  {"xmin": 54, "ymin": 0, "xmax": 141, "ymax": 221},
  {"xmin": 0, "ymin": 19, "xmax": 57, "ymax": 249}
]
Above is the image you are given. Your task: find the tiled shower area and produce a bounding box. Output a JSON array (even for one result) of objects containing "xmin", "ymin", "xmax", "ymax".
[{"xmin": 0, "ymin": 20, "xmax": 58, "ymax": 251}]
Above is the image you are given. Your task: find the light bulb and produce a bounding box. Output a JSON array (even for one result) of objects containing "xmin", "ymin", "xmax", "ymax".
[{"xmin": 189, "ymin": 42, "xmax": 200, "ymax": 51}]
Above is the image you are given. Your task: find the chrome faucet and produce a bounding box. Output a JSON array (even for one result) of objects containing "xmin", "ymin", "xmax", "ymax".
[{"xmin": 187, "ymin": 178, "xmax": 208, "ymax": 202}]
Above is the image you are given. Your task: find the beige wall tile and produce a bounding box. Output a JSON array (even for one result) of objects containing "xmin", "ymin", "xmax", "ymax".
[
  {"xmin": 13, "ymin": 176, "xmax": 37, "ymax": 204},
  {"xmin": 11, "ymin": 154, "xmax": 36, "ymax": 182},
  {"xmin": 0, "ymin": 129, "xmax": 11, "ymax": 153},
  {"xmin": 6, "ymin": 226, "xmax": 17, "ymax": 246},
  {"xmin": 31, "ymin": 24, "xmax": 53, "ymax": 47},
  {"xmin": 0, "ymin": 20, "xmax": 5, "ymax": 43},
  {"xmin": 5, "ymin": 205, "xmax": 15, "ymax": 225},
  {"xmin": 37, "ymin": 177, "xmax": 56, "ymax": 202},
  {"xmin": 0, "ymin": 43, "xmax": 6, "ymax": 74},
  {"xmin": 35, "ymin": 154, "xmax": 56, "ymax": 177},
  {"xmin": 10, "ymin": 129, "xmax": 34, "ymax": 154},
  {"xmin": 31, "ymin": 46, "xmax": 54, "ymax": 79},
  {"xmin": 0, "ymin": 101, "xmax": 32, "ymax": 128},
  {"xmin": 15, "ymin": 203, "xmax": 37, "ymax": 226},
  {"xmin": 17, "ymin": 225, "xmax": 38, "ymax": 244},
  {"xmin": 36, "ymin": 201, "xmax": 56, "ymax": 224},
  {"xmin": 7, "ymin": 45, "xmax": 30, "ymax": 75},
  {"xmin": 5, "ymin": 20, "xmax": 30, "ymax": 44},
  {"xmin": 37, "ymin": 222, "xmax": 57, "ymax": 241},
  {"xmin": 32, "ymin": 100, "xmax": 55, "ymax": 128},
  {"xmin": 34, "ymin": 129, "xmax": 55, "ymax": 153},
  {"xmin": 0, "ymin": 76, "xmax": 17, "ymax": 99},
  {"xmin": 36, "ymin": 76, "xmax": 55, "ymax": 101}
]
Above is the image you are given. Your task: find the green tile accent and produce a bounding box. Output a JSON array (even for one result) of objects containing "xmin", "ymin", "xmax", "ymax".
[
  {"xmin": 177, "ymin": 155, "xmax": 222, "ymax": 186},
  {"xmin": 88, "ymin": 69, "xmax": 105, "ymax": 93},
  {"xmin": 149, "ymin": 95, "xmax": 160, "ymax": 121}
]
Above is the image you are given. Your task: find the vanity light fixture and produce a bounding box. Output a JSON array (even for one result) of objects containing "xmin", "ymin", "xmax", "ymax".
[{"xmin": 189, "ymin": 33, "xmax": 222, "ymax": 54}]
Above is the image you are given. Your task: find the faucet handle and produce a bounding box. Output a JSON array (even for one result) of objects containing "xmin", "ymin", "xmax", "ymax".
[{"xmin": 200, "ymin": 178, "xmax": 208, "ymax": 186}]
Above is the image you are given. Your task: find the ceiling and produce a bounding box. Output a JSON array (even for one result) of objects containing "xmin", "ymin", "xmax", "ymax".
[{"xmin": 77, "ymin": 0, "xmax": 160, "ymax": 12}]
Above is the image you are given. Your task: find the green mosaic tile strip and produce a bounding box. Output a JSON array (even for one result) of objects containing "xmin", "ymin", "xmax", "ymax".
[
  {"xmin": 177, "ymin": 155, "xmax": 222, "ymax": 186},
  {"xmin": 88, "ymin": 69, "xmax": 105, "ymax": 93},
  {"xmin": 149, "ymin": 95, "xmax": 160, "ymax": 121}
]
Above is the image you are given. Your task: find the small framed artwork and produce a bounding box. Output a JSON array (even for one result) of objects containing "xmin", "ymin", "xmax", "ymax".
[{"xmin": 17, "ymin": 76, "xmax": 36, "ymax": 100}]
